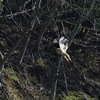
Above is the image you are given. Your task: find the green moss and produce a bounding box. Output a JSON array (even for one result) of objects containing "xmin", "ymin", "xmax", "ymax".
[
  {"xmin": 30, "ymin": 91, "xmax": 39, "ymax": 98},
  {"xmin": 30, "ymin": 91, "xmax": 49, "ymax": 100},
  {"xmin": 35, "ymin": 58, "xmax": 47, "ymax": 68},
  {"xmin": 61, "ymin": 91, "xmax": 98, "ymax": 100},
  {"xmin": 2, "ymin": 68, "xmax": 21, "ymax": 100}
]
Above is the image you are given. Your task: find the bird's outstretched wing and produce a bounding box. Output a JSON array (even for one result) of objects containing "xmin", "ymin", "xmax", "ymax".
[{"xmin": 56, "ymin": 48, "xmax": 71, "ymax": 61}]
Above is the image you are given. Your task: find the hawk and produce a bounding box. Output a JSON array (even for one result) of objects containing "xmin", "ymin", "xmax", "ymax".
[{"xmin": 56, "ymin": 36, "xmax": 71, "ymax": 61}]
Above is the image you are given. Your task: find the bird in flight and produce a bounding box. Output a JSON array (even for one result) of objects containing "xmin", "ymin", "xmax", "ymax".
[{"xmin": 56, "ymin": 36, "xmax": 71, "ymax": 61}]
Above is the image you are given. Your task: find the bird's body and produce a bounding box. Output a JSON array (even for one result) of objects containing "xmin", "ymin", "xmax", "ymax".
[{"xmin": 56, "ymin": 48, "xmax": 71, "ymax": 61}]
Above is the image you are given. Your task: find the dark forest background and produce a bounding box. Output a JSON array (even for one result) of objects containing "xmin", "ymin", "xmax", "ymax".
[{"xmin": 0, "ymin": 0, "xmax": 100, "ymax": 100}]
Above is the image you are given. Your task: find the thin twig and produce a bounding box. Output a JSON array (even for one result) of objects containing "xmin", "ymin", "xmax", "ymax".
[
  {"xmin": 49, "ymin": 56, "xmax": 62, "ymax": 100},
  {"xmin": 18, "ymin": 32, "xmax": 32, "ymax": 65},
  {"xmin": 35, "ymin": 1, "xmax": 58, "ymax": 52}
]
